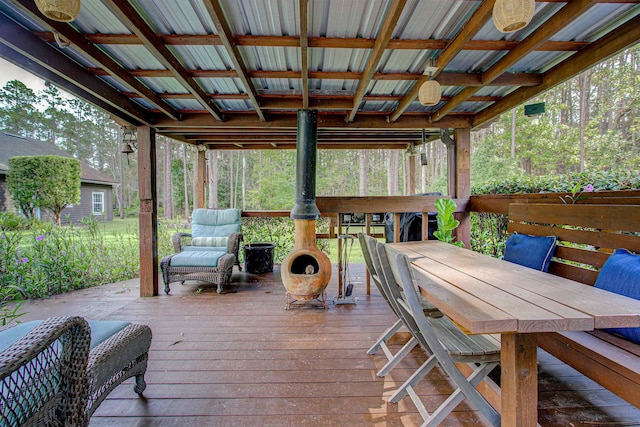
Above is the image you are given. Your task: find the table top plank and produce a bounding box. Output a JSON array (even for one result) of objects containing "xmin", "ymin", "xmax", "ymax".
[
  {"xmin": 388, "ymin": 241, "xmax": 640, "ymax": 334},
  {"xmin": 425, "ymin": 242, "xmax": 640, "ymax": 329}
]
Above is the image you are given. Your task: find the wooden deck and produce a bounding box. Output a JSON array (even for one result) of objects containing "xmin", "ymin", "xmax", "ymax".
[{"xmin": 15, "ymin": 264, "xmax": 640, "ymax": 426}]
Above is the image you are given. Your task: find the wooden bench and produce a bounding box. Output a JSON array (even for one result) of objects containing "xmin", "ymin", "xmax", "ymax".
[{"xmin": 507, "ymin": 203, "xmax": 640, "ymax": 407}]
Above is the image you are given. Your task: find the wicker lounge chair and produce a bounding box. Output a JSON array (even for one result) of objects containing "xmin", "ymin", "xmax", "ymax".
[
  {"xmin": 1, "ymin": 316, "xmax": 152, "ymax": 426},
  {"xmin": 161, "ymin": 208, "xmax": 242, "ymax": 294}
]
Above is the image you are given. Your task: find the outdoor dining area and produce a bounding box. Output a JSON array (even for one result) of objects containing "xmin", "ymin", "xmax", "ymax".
[{"xmin": 2, "ymin": 0, "xmax": 640, "ymax": 425}]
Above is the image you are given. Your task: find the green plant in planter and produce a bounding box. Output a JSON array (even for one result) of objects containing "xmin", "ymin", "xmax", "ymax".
[{"xmin": 433, "ymin": 198, "xmax": 465, "ymax": 248}]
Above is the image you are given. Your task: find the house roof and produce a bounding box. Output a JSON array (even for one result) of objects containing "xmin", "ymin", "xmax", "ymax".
[
  {"xmin": 0, "ymin": 0, "xmax": 638, "ymax": 150},
  {"xmin": 0, "ymin": 132, "xmax": 115, "ymax": 185}
]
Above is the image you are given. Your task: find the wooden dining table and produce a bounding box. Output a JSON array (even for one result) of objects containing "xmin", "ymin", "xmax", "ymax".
[{"xmin": 388, "ymin": 240, "xmax": 640, "ymax": 427}]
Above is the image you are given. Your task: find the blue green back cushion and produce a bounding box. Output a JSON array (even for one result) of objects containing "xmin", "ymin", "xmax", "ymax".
[
  {"xmin": 594, "ymin": 249, "xmax": 640, "ymax": 344},
  {"xmin": 503, "ymin": 233, "xmax": 557, "ymax": 272}
]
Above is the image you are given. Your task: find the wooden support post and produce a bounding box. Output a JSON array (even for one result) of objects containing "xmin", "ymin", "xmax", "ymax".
[
  {"xmin": 501, "ymin": 333, "xmax": 538, "ymax": 427},
  {"xmin": 137, "ymin": 126, "xmax": 158, "ymax": 297},
  {"xmin": 196, "ymin": 149, "xmax": 206, "ymax": 209},
  {"xmin": 454, "ymin": 128, "xmax": 470, "ymax": 247}
]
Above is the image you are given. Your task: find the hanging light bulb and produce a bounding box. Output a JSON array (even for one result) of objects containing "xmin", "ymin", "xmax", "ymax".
[
  {"xmin": 34, "ymin": 0, "xmax": 81, "ymax": 22},
  {"xmin": 493, "ymin": 0, "xmax": 535, "ymax": 33},
  {"xmin": 419, "ymin": 80, "xmax": 441, "ymax": 107}
]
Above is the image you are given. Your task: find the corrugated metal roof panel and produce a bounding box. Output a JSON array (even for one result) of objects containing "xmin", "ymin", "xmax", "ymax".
[
  {"xmin": 170, "ymin": 45, "xmax": 231, "ymax": 70},
  {"xmin": 241, "ymin": 46, "xmax": 299, "ymax": 73},
  {"xmin": 510, "ymin": 51, "xmax": 569, "ymax": 73},
  {"xmin": 396, "ymin": 0, "xmax": 479, "ymax": 40},
  {"xmin": 310, "ymin": 0, "xmax": 387, "ymax": 38},
  {"xmin": 224, "ymin": 0, "xmax": 299, "ymax": 36},
  {"xmin": 164, "ymin": 98, "xmax": 204, "ymax": 110},
  {"xmin": 445, "ymin": 50, "xmax": 507, "ymax": 73},
  {"xmin": 100, "ymin": 45, "xmax": 165, "ymax": 70},
  {"xmin": 134, "ymin": 0, "xmax": 215, "ymax": 35},
  {"xmin": 196, "ymin": 77, "xmax": 245, "ymax": 94},
  {"xmin": 70, "ymin": 0, "xmax": 132, "ymax": 33},
  {"xmin": 0, "ymin": 1, "xmax": 48, "ymax": 31},
  {"xmin": 216, "ymin": 99, "xmax": 253, "ymax": 111},
  {"xmin": 455, "ymin": 101, "xmax": 492, "ymax": 113},
  {"xmin": 137, "ymin": 77, "xmax": 188, "ymax": 93}
]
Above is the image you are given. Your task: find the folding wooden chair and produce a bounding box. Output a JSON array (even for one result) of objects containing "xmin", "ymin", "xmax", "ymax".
[
  {"xmin": 380, "ymin": 244, "xmax": 501, "ymax": 427},
  {"xmin": 358, "ymin": 233, "xmax": 440, "ymax": 377}
]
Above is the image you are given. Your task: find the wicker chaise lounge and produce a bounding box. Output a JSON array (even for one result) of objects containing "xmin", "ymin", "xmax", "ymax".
[
  {"xmin": 161, "ymin": 208, "xmax": 242, "ymax": 294},
  {"xmin": 0, "ymin": 316, "xmax": 152, "ymax": 426}
]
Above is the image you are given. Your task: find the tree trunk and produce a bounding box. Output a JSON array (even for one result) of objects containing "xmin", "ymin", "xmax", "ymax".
[
  {"xmin": 388, "ymin": 150, "xmax": 399, "ymax": 195},
  {"xmin": 208, "ymin": 149, "xmax": 218, "ymax": 208},
  {"xmin": 182, "ymin": 145, "xmax": 190, "ymax": 218},
  {"xmin": 229, "ymin": 151, "xmax": 235, "ymax": 208},
  {"xmin": 579, "ymin": 71, "xmax": 591, "ymax": 172},
  {"xmin": 511, "ymin": 108, "xmax": 516, "ymax": 158},
  {"xmin": 163, "ymin": 139, "xmax": 173, "ymax": 219},
  {"xmin": 358, "ymin": 149, "xmax": 367, "ymax": 196},
  {"xmin": 242, "ymin": 151, "xmax": 246, "ymax": 210}
]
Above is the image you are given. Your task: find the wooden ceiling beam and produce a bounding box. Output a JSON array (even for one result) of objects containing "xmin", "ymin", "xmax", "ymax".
[
  {"xmin": 101, "ymin": 0, "xmax": 224, "ymax": 121},
  {"xmin": 123, "ymin": 92, "xmax": 500, "ymax": 104},
  {"xmin": 0, "ymin": 14, "xmax": 152, "ymax": 125},
  {"xmin": 13, "ymin": 0, "xmax": 181, "ymax": 121},
  {"xmin": 35, "ymin": 32, "xmax": 592, "ymax": 52},
  {"xmin": 203, "ymin": 0, "xmax": 266, "ymax": 122},
  {"xmin": 433, "ymin": 0, "xmax": 600, "ymax": 122},
  {"xmin": 89, "ymin": 67, "xmax": 540, "ymax": 86},
  {"xmin": 389, "ymin": 0, "xmax": 495, "ymax": 122},
  {"xmin": 473, "ymin": 13, "xmax": 640, "ymax": 128},
  {"xmin": 346, "ymin": 0, "xmax": 406, "ymax": 122},
  {"xmin": 154, "ymin": 112, "xmax": 472, "ymax": 130},
  {"xmin": 194, "ymin": 142, "xmax": 419, "ymax": 150}
]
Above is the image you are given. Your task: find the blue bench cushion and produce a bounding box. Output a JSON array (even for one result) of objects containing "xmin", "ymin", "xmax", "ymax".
[
  {"xmin": 170, "ymin": 250, "xmax": 226, "ymax": 267},
  {"xmin": 0, "ymin": 320, "xmax": 131, "ymax": 351},
  {"xmin": 503, "ymin": 233, "xmax": 557, "ymax": 272},
  {"xmin": 594, "ymin": 248, "xmax": 640, "ymax": 344}
]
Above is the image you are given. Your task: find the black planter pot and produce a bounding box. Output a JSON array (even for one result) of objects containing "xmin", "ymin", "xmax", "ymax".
[{"xmin": 243, "ymin": 243, "xmax": 275, "ymax": 274}]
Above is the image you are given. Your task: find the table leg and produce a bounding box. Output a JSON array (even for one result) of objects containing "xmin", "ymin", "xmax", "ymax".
[{"xmin": 501, "ymin": 333, "xmax": 538, "ymax": 427}]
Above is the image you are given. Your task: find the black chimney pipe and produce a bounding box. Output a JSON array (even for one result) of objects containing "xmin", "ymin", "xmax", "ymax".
[{"xmin": 291, "ymin": 109, "xmax": 320, "ymax": 220}]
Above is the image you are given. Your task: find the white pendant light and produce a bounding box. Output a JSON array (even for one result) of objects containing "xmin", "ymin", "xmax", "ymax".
[
  {"xmin": 493, "ymin": 0, "xmax": 535, "ymax": 33},
  {"xmin": 34, "ymin": 0, "xmax": 81, "ymax": 22},
  {"xmin": 419, "ymin": 80, "xmax": 441, "ymax": 107}
]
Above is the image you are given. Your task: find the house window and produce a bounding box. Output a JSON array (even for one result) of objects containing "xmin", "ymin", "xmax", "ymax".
[{"xmin": 92, "ymin": 192, "xmax": 104, "ymax": 215}]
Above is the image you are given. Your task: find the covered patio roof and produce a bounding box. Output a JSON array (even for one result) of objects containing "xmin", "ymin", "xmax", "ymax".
[{"xmin": 1, "ymin": 0, "xmax": 639, "ymax": 150}]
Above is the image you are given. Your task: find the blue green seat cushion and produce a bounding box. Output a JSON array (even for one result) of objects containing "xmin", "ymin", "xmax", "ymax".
[
  {"xmin": 503, "ymin": 233, "xmax": 557, "ymax": 272},
  {"xmin": 0, "ymin": 320, "xmax": 132, "ymax": 352},
  {"xmin": 170, "ymin": 250, "xmax": 227, "ymax": 268},
  {"xmin": 594, "ymin": 248, "xmax": 640, "ymax": 344},
  {"xmin": 191, "ymin": 209, "xmax": 241, "ymax": 239}
]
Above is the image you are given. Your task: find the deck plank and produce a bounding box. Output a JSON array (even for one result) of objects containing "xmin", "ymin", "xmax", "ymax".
[{"xmin": 13, "ymin": 264, "xmax": 640, "ymax": 426}]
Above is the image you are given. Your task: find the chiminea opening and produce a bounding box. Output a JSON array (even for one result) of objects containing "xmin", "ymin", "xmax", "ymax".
[
  {"xmin": 290, "ymin": 254, "xmax": 319, "ymax": 275},
  {"xmin": 281, "ymin": 110, "xmax": 332, "ymax": 309}
]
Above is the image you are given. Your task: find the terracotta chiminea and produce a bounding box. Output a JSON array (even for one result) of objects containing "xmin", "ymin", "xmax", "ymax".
[{"xmin": 281, "ymin": 110, "xmax": 332, "ymax": 308}]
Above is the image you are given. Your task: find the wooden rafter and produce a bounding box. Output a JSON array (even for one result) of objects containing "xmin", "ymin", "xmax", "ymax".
[
  {"xmin": 0, "ymin": 14, "xmax": 152, "ymax": 125},
  {"xmin": 389, "ymin": 0, "xmax": 495, "ymax": 122},
  {"xmin": 432, "ymin": 0, "xmax": 600, "ymax": 122},
  {"xmin": 346, "ymin": 0, "xmax": 406, "ymax": 122},
  {"xmin": 101, "ymin": 0, "xmax": 224, "ymax": 121},
  {"xmin": 473, "ymin": 13, "xmax": 640, "ymax": 128},
  {"xmin": 154, "ymin": 112, "xmax": 472, "ymax": 130},
  {"xmin": 300, "ymin": 0, "xmax": 309, "ymax": 109},
  {"xmin": 203, "ymin": 0, "xmax": 266, "ymax": 122},
  {"xmin": 88, "ymin": 68, "xmax": 542, "ymax": 87},
  {"xmin": 33, "ymin": 32, "xmax": 593, "ymax": 52},
  {"xmin": 13, "ymin": 0, "xmax": 181, "ymax": 121}
]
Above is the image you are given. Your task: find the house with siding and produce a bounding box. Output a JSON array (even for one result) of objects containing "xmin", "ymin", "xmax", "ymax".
[{"xmin": 0, "ymin": 132, "xmax": 114, "ymax": 223}]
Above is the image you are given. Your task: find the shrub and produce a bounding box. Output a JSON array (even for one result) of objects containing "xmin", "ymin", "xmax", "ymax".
[{"xmin": 470, "ymin": 170, "xmax": 640, "ymax": 257}]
